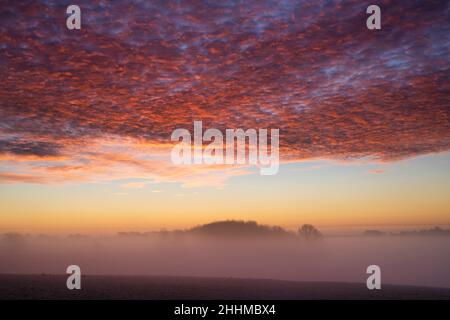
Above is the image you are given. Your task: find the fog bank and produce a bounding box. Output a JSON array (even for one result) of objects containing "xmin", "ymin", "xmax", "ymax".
[{"xmin": 1, "ymin": 234, "xmax": 449, "ymax": 288}]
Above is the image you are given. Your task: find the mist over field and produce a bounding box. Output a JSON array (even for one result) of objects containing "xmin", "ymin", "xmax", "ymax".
[{"xmin": 1, "ymin": 230, "xmax": 450, "ymax": 288}]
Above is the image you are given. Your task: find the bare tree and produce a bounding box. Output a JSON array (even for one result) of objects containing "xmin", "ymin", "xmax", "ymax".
[{"xmin": 298, "ymin": 224, "xmax": 322, "ymax": 240}]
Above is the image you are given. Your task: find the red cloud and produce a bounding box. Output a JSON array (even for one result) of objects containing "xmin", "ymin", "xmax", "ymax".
[{"xmin": 0, "ymin": 0, "xmax": 449, "ymax": 184}]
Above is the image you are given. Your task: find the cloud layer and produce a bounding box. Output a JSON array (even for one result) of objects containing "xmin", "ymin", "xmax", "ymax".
[{"xmin": 0, "ymin": 0, "xmax": 449, "ymax": 184}]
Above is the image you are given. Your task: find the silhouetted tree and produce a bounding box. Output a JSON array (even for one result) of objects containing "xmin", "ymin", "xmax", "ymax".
[
  {"xmin": 298, "ymin": 224, "xmax": 322, "ymax": 240},
  {"xmin": 363, "ymin": 230, "xmax": 385, "ymax": 237},
  {"xmin": 188, "ymin": 220, "xmax": 292, "ymax": 237}
]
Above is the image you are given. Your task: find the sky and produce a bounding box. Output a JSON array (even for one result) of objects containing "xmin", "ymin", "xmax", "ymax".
[{"xmin": 0, "ymin": 0, "xmax": 449, "ymax": 233}]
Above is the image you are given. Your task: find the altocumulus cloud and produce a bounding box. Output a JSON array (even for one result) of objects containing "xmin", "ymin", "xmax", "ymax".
[{"xmin": 0, "ymin": 0, "xmax": 449, "ymax": 185}]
